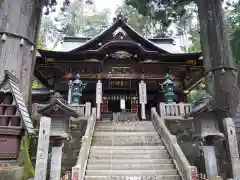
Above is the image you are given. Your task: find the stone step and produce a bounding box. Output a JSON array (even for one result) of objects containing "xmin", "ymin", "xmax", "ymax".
[
  {"xmin": 93, "ymin": 132, "xmax": 158, "ymax": 136},
  {"xmin": 94, "ymin": 128, "xmax": 156, "ymax": 132},
  {"xmin": 96, "ymin": 121, "xmax": 153, "ymax": 125},
  {"xmin": 90, "ymin": 149, "xmax": 166, "ymax": 154},
  {"xmin": 87, "ymin": 159, "xmax": 173, "ymax": 164},
  {"xmin": 95, "ymin": 124, "xmax": 155, "ymax": 129},
  {"xmin": 90, "ymin": 146, "xmax": 166, "ymax": 150},
  {"xmin": 88, "ymin": 153, "xmax": 169, "ymax": 159},
  {"xmin": 92, "ymin": 136, "xmax": 161, "ymax": 143},
  {"xmin": 91, "ymin": 140, "xmax": 162, "ymax": 146},
  {"xmin": 86, "ymin": 164, "xmax": 175, "ymax": 170},
  {"xmin": 85, "ymin": 169, "xmax": 178, "ymax": 176},
  {"xmin": 84, "ymin": 175, "xmax": 181, "ymax": 180}
]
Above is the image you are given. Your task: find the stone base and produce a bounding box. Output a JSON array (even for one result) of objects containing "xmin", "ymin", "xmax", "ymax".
[{"xmin": 0, "ymin": 167, "xmax": 24, "ymax": 180}]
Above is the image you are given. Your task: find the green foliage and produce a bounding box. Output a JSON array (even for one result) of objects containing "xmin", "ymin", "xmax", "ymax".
[
  {"xmin": 55, "ymin": 0, "xmax": 110, "ymax": 37},
  {"xmin": 115, "ymin": 4, "xmax": 166, "ymax": 37},
  {"xmin": 20, "ymin": 135, "xmax": 35, "ymax": 180},
  {"xmin": 32, "ymin": 80, "xmax": 42, "ymax": 89},
  {"xmin": 125, "ymin": 0, "xmax": 192, "ymax": 26},
  {"xmin": 187, "ymin": 83, "xmax": 208, "ymax": 103},
  {"xmin": 228, "ymin": 0, "xmax": 240, "ymax": 63}
]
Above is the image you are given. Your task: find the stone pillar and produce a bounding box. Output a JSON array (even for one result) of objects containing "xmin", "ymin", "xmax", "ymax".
[
  {"xmin": 224, "ymin": 118, "xmax": 240, "ymax": 179},
  {"xmin": 139, "ymin": 81, "xmax": 147, "ymax": 120},
  {"xmin": 202, "ymin": 146, "xmax": 219, "ymax": 178},
  {"xmin": 85, "ymin": 102, "xmax": 91, "ymax": 116},
  {"xmin": 34, "ymin": 116, "xmax": 51, "ymax": 180},
  {"xmin": 96, "ymin": 80, "xmax": 102, "ymax": 120},
  {"xmin": 50, "ymin": 140, "xmax": 64, "ymax": 180}
]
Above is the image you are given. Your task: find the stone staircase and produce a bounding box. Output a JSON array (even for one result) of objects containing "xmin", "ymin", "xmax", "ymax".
[{"xmin": 84, "ymin": 121, "xmax": 181, "ymax": 180}]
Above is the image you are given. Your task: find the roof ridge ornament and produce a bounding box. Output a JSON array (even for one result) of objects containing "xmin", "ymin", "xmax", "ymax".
[{"xmin": 113, "ymin": 12, "xmax": 128, "ymax": 23}]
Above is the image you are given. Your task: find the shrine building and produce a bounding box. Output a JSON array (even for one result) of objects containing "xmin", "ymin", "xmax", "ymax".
[{"xmin": 33, "ymin": 14, "xmax": 203, "ymax": 119}]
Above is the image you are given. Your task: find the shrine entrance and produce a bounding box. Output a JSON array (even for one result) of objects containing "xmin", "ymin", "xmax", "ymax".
[
  {"xmin": 101, "ymin": 92, "xmax": 139, "ymax": 120},
  {"xmin": 108, "ymin": 98, "xmax": 132, "ymax": 112},
  {"xmin": 102, "ymin": 94, "xmax": 138, "ymax": 113}
]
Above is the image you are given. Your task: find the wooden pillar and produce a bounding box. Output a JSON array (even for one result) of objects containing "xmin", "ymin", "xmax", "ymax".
[
  {"xmin": 50, "ymin": 140, "xmax": 64, "ymax": 180},
  {"xmin": 102, "ymin": 98, "xmax": 108, "ymax": 113},
  {"xmin": 34, "ymin": 116, "xmax": 51, "ymax": 180},
  {"xmin": 131, "ymin": 98, "xmax": 138, "ymax": 113},
  {"xmin": 0, "ymin": 0, "xmax": 43, "ymax": 103}
]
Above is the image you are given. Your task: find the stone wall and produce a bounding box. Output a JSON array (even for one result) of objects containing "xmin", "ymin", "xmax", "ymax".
[{"xmin": 0, "ymin": 167, "xmax": 23, "ymax": 180}]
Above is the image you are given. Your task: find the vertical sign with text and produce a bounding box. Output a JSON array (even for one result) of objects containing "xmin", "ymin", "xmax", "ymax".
[
  {"xmin": 34, "ymin": 117, "xmax": 51, "ymax": 180},
  {"xmin": 96, "ymin": 80, "xmax": 102, "ymax": 104},
  {"xmin": 139, "ymin": 81, "xmax": 147, "ymax": 104}
]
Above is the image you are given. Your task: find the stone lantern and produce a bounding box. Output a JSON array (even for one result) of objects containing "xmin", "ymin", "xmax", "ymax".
[
  {"xmin": 184, "ymin": 97, "xmax": 224, "ymax": 178},
  {"xmin": 160, "ymin": 73, "xmax": 175, "ymax": 103},
  {"xmin": 37, "ymin": 92, "xmax": 79, "ymax": 180}
]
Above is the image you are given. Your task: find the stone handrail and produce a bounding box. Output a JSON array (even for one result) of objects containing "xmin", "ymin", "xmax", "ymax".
[
  {"xmin": 72, "ymin": 108, "xmax": 96, "ymax": 180},
  {"xmin": 70, "ymin": 102, "xmax": 91, "ymax": 117},
  {"xmin": 151, "ymin": 107, "xmax": 198, "ymax": 180},
  {"xmin": 159, "ymin": 102, "xmax": 192, "ymax": 119}
]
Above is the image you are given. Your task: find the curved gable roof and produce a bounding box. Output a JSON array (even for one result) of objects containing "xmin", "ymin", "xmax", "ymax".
[{"xmin": 69, "ymin": 16, "xmax": 171, "ymax": 53}]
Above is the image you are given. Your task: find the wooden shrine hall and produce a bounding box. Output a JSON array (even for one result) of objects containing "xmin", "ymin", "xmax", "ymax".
[{"xmin": 33, "ymin": 13, "xmax": 203, "ymax": 119}]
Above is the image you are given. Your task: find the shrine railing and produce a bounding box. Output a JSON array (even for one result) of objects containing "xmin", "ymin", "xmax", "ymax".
[
  {"xmin": 151, "ymin": 107, "xmax": 198, "ymax": 180},
  {"xmin": 72, "ymin": 108, "xmax": 96, "ymax": 180},
  {"xmin": 159, "ymin": 102, "xmax": 192, "ymax": 120}
]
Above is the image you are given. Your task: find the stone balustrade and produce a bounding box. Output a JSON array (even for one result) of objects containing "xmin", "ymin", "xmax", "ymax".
[
  {"xmin": 72, "ymin": 108, "xmax": 96, "ymax": 180},
  {"xmin": 159, "ymin": 102, "xmax": 192, "ymax": 120},
  {"xmin": 151, "ymin": 107, "xmax": 198, "ymax": 180},
  {"xmin": 69, "ymin": 102, "xmax": 91, "ymax": 117}
]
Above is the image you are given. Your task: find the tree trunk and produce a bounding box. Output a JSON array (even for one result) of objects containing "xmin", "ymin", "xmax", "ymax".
[
  {"xmin": 197, "ymin": 0, "xmax": 239, "ymax": 177},
  {"xmin": 197, "ymin": 0, "xmax": 239, "ymax": 118},
  {"xmin": 0, "ymin": 0, "xmax": 44, "ymax": 103}
]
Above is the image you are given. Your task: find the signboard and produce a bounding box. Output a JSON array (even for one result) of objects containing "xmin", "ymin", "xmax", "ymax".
[
  {"xmin": 120, "ymin": 99, "xmax": 125, "ymax": 110},
  {"xmin": 126, "ymin": 176, "xmax": 141, "ymax": 180},
  {"xmin": 34, "ymin": 117, "xmax": 51, "ymax": 180},
  {"xmin": 109, "ymin": 79, "xmax": 131, "ymax": 89},
  {"xmin": 139, "ymin": 81, "xmax": 147, "ymax": 104},
  {"xmin": 96, "ymin": 80, "xmax": 102, "ymax": 103}
]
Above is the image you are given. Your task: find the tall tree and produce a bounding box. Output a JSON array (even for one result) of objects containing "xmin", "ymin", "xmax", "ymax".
[{"xmin": 0, "ymin": 0, "xmax": 69, "ymax": 103}]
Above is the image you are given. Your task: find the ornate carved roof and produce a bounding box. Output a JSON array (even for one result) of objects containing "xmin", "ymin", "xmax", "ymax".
[
  {"xmin": 0, "ymin": 70, "xmax": 35, "ymax": 134},
  {"xmin": 37, "ymin": 92, "xmax": 79, "ymax": 118},
  {"xmin": 38, "ymin": 14, "xmax": 199, "ymax": 57}
]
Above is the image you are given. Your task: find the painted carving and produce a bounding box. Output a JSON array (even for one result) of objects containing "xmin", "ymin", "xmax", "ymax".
[{"xmin": 110, "ymin": 51, "xmax": 132, "ymax": 59}]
